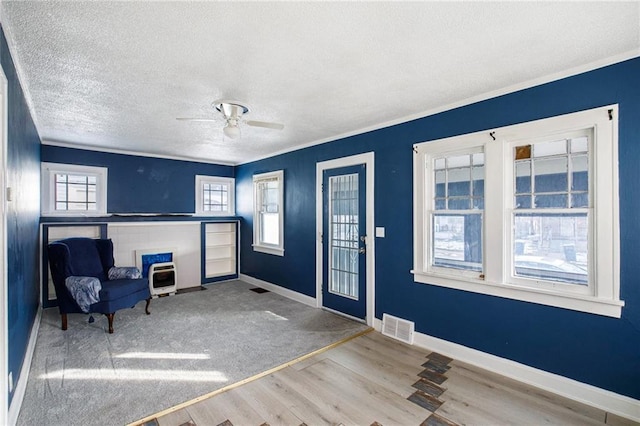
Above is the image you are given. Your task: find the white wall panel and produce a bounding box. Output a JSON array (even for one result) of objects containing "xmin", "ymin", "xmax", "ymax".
[{"xmin": 108, "ymin": 222, "xmax": 201, "ymax": 290}]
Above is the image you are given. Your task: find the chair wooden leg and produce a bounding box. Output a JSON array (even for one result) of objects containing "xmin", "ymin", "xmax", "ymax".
[
  {"xmin": 106, "ymin": 313, "xmax": 115, "ymax": 334},
  {"xmin": 61, "ymin": 313, "xmax": 68, "ymax": 331},
  {"xmin": 145, "ymin": 298, "xmax": 151, "ymax": 315}
]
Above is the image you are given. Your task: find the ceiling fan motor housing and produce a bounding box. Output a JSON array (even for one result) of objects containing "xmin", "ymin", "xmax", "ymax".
[{"xmin": 214, "ymin": 101, "xmax": 250, "ymax": 119}]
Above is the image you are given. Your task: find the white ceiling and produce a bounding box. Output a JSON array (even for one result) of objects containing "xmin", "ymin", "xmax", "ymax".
[{"xmin": 1, "ymin": 2, "xmax": 638, "ymax": 165}]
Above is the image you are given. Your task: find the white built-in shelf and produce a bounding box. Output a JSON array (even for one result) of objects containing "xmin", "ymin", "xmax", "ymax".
[{"xmin": 204, "ymin": 222, "xmax": 237, "ymax": 279}]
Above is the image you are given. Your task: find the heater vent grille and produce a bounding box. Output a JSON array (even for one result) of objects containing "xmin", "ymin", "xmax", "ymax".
[{"xmin": 382, "ymin": 313, "xmax": 415, "ymax": 344}]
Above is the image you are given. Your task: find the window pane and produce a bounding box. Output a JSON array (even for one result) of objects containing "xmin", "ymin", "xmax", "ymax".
[
  {"xmin": 472, "ymin": 153, "xmax": 484, "ymax": 166},
  {"xmin": 47, "ymin": 165, "xmax": 106, "ymax": 215},
  {"xmin": 535, "ymin": 194, "xmax": 567, "ymax": 208},
  {"xmin": 448, "ymin": 167, "xmax": 470, "ymax": 196},
  {"xmin": 534, "ymin": 157, "xmax": 567, "ymax": 193},
  {"xmin": 472, "ymin": 197, "xmax": 484, "ymax": 210},
  {"xmin": 571, "ymin": 193, "xmax": 588, "ymax": 208},
  {"xmin": 472, "ymin": 165, "xmax": 484, "ymax": 197},
  {"xmin": 68, "ymin": 174, "xmax": 87, "ymax": 184},
  {"xmin": 515, "ymin": 161, "xmax": 531, "ymax": 194},
  {"xmin": 432, "ymin": 214, "xmax": 482, "ymax": 272},
  {"xmin": 448, "ymin": 155, "xmax": 470, "ymax": 168},
  {"xmin": 430, "ymin": 152, "xmax": 484, "ymax": 273},
  {"xmin": 533, "ymin": 139, "xmax": 566, "ymax": 157},
  {"xmin": 448, "ymin": 198, "xmax": 470, "ymax": 210},
  {"xmin": 515, "ymin": 136, "xmax": 589, "ymax": 211},
  {"xmin": 516, "ymin": 195, "xmax": 531, "ymax": 209},
  {"xmin": 202, "ymin": 181, "xmax": 229, "ymax": 213},
  {"xmin": 513, "ymin": 213, "xmax": 588, "ymax": 285},
  {"xmin": 261, "ymin": 212, "xmax": 279, "ymax": 245},
  {"xmin": 67, "ymin": 183, "xmax": 88, "ymax": 202},
  {"xmin": 435, "ymin": 170, "xmax": 445, "ymax": 197},
  {"xmin": 571, "ymin": 136, "xmax": 588, "ymax": 153},
  {"xmin": 571, "ymin": 155, "xmax": 588, "ymax": 191},
  {"xmin": 55, "ymin": 183, "xmax": 67, "ymax": 201},
  {"xmin": 53, "ymin": 172, "xmax": 97, "ymax": 212},
  {"xmin": 68, "ymin": 202, "xmax": 89, "ymax": 211}
]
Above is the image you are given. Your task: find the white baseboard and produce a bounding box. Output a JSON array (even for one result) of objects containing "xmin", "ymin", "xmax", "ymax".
[
  {"xmin": 8, "ymin": 306, "xmax": 42, "ymax": 426},
  {"xmin": 239, "ymin": 274, "xmax": 317, "ymax": 308},
  {"xmin": 373, "ymin": 318, "xmax": 640, "ymax": 422}
]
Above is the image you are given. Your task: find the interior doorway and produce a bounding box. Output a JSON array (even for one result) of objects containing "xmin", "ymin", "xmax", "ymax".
[{"xmin": 316, "ymin": 152, "xmax": 375, "ymax": 326}]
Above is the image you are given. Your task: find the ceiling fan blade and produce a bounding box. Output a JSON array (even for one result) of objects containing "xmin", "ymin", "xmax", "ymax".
[
  {"xmin": 245, "ymin": 120, "xmax": 284, "ymax": 130},
  {"xmin": 176, "ymin": 117, "xmax": 217, "ymax": 122}
]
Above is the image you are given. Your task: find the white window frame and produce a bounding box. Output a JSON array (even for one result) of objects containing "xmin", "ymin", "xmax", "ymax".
[
  {"xmin": 195, "ymin": 175, "xmax": 235, "ymax": 216},
  {"xmin": 41, "ymin": 162, "xmax": 108, "ymax": 217},
  {"xmin": 253, "ymin": 170, "xmax": 284, "ymax": 256},
  {"xmin": 413, "ymin": 105, "xmax": 623, "ymax": 318}
]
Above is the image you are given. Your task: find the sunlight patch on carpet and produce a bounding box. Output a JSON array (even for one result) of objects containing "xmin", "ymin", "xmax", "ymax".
[
  {"xmin": 264, "ymin": 310, "xmax": 288, "ymax": 320},
  {"xmin": 115, "ymin": 352, "xmax": 211, "ymax": 360},
  {"xmin": 40, "ymin": 368, "xmax": 228, "ymax": 382}
]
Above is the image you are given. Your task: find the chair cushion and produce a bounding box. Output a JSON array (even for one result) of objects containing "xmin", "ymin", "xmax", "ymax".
[
  {"xmin": 65, "ymin": 238, "xmax": 108, "ymax": 281},
  {"xmin": 99, "ymin": 278, "xmax": 149, "ymax": 300},
  {"xmin": 108, "ymin": 266, "xmax": 142, "ymax": 280},
  {"xmin": 65, "ymin": 276, "xmax": 102, "ymax": 313}
]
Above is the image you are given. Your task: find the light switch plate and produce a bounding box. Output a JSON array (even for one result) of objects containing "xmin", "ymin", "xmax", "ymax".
[{"xmin": 375, "ymin": 227, "xmax": 385, "ymax": 238}]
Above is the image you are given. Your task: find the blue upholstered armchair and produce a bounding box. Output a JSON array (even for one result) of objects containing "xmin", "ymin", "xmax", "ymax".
[{"xmin": 47, "ymin": 237, "xmax": 151, "ymax": 333}]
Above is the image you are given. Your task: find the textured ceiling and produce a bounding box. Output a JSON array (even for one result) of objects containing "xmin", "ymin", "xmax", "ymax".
[{"xmin": 1, "ymin": 1, "xmax": 639, "ymax": 165}]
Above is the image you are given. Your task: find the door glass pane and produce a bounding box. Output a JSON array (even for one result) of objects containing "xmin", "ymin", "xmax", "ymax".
[{"xmin": 329, "ymin": 173, "xmax": 359, "ymax": 299}]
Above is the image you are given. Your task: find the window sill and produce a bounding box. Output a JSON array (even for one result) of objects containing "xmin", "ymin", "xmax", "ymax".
[
  {"xmin": 253, "ymin": 244, "xmax": 284, "ymax": 256},
  {"xmin": 194, "ymin": 212, "xmax": 236, "ymax": 217},
  {"xmin": 41, "ymin": 212, "xmax": 110, "ymax": 218},
  {"xmin": 412, "ymin": 270, "xmax": 624, "ymax": 318}
]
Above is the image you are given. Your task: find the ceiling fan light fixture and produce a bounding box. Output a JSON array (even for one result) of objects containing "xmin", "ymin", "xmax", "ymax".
[{"xmin": 223, "ymin": 123, "xmax": 241, "ymax": 139}]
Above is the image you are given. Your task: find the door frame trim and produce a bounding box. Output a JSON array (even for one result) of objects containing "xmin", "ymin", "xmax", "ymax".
[
  {"xmin": 316, "ymin": 152, "xmax": 375, "ymax": 326},
  {"xmin": 1, "ymin": 56, "xmax": 8, "ymax": 425}
]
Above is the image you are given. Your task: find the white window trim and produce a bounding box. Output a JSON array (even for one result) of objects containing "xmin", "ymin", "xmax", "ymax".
[
  {"xmin": 194, "ymin": 175, "xmax": 235, "ymax": 216},
  {"xmin": 413, "ymin": 105, "xmax": 623, "ymax": 318},
  {"xmin": 41, "ymin": 162, "xmax": 108, "ymax": 217},
  {"xmin": 253, "ymin": 170, "xmax": 284, "ymax": 256}
]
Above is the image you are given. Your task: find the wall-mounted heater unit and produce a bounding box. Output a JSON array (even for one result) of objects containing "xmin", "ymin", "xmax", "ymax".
[
  {"xmin": 149, "ymin": 262, "xmax": 177, "ymax": 297},
  {"xmin": 382, "ymin": 313, "xmax": 415, "ymax": 344}
]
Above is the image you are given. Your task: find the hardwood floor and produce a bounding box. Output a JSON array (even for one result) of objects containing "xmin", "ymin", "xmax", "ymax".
[{"xmin": 137, "ymin": 331, "xmax": 638, "ymax": 426}]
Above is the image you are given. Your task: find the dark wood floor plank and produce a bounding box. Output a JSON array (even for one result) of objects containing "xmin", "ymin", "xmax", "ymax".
[{"xmin": 407, "ymin": 390, "xmax": 444, "ymax": 412}]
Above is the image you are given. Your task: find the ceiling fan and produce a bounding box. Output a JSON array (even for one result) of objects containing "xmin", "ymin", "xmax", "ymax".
[{"xmin": 177, "ymin": 100, "xmax": 284, "ymax": 139}]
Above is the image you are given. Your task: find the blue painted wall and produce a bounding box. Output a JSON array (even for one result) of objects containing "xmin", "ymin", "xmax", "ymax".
[
  {"xmin": 41, "ymin": 146, "xmax": 234, "ymax": 214},
  {"xmin": 236, "ymin": 57, "xmax": 640, "ymax": 399},
  {"xmin": 1, "ymin": 25, "xmax": 42, "ymax": 406}
]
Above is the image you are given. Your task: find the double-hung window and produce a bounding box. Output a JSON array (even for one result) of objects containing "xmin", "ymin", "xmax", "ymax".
[
  {"xmin": 253, "ymin": 170, "xmax": 284, "ymax": 256},
  {"xmin": 41, "ymin": 163, "xmax": 108, "ymax": 216},
  {"xmin": 430, "ymin": 150, "xmax": 485, "ymax": 277},
  {"xmin": 413, "ymin": 105, "xmax": 623, "ymax": 317},
  {"xmin": 195, "ymin": 175, "xmax": 235, "ymax": 216}
]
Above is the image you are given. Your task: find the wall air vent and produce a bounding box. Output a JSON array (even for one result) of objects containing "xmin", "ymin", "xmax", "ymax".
[{"xmin": 382, "ymin": 313, "xmax": 415, "ymax": 344}]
